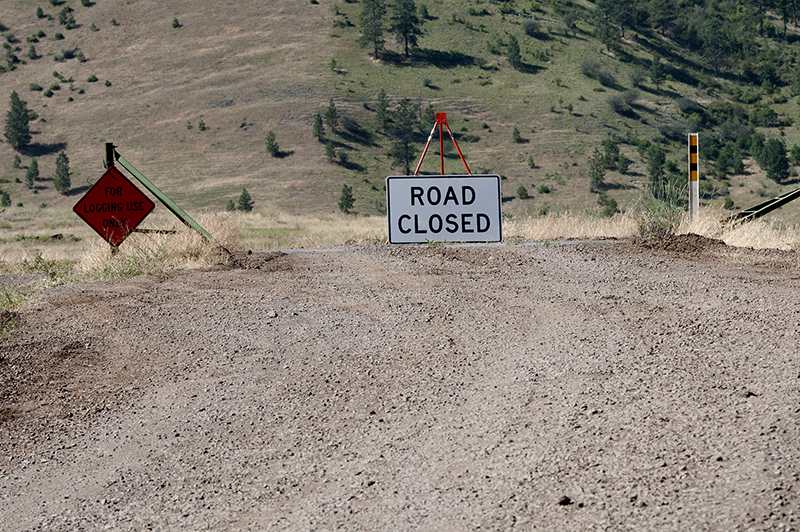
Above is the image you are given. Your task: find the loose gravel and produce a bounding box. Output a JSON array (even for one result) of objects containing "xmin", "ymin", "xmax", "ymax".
[{"xmin": 1, "ymin": 236, "xmax": 799, "ymax": 531}]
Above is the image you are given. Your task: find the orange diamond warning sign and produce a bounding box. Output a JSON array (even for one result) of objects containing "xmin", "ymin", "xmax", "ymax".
[{"xmin": 73, "ymin": 166, "xmax": 155, "ymax": 247}]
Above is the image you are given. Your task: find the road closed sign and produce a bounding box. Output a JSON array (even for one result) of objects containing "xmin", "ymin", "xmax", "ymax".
[{"xmin": 386, "ymin": 174, "xmax": 502, "ymax": 244}]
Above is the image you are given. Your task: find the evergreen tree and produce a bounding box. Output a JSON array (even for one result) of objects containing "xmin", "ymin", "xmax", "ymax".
[
  {"xmin": 0, "ymin": 191, "xmax": 9, "ymax": 208},
  {"xmin": 324, "ymin": 99, "xmax": 339, "ymax": 131},
  {"xmin": 506, "ymin": 34, "xmax": 522, "ymax": 70},
  {"xmin": 225, "ymin": 199, "xmax": 235, "ymax": 212},
  {"xmin": 4, "ymin": 91, "xmax": 32, "ymax": 151},
  {"xmin": 325, "ymin": 140, "xmax": 336, "ymax": 163},
  {"xmin": 312, "ymin": 112, "xmax": 325, "ymax": 141},
  {"xmin": 359, "ymin": 0, "xmax": 386, "ymax": 60},
  {"xmin": 512, "ymin": 127, "xmax": 522, "ymax": 143},
  {"xmin": 339, "ymin": 184, "xmax": 355, "ymax": 213},
  {"xmin": 237, "ymin": 188, "xmax": 254, "ymax": 212},
  {"xmin": 391, "ymin": 0, "xmax": 424, "ymax": 56},
  {"xmin": 763, "ymin": 138, "xmax": 790, "ymax": 183},
  {"xmin": 649, "ymin": 54, "xmax": 665, "ymax": 91},
  {"xmin": 53, "ymin": 151, "xmax": 70, "ymax": 193},
  {"xmin": 12, "ymin": 155, "xmax": 20, "ymax": 169},
  {"xmin": 25, "ymin": 158, "xmax": 39, "ymax": 189},
  {"xmin": 375, "ymin": 89, "xmax": 389, "ymax": 132},
  {"xmin": 389, "ymin": 98, "xmax": 420, "ymax": 175},
  {"xmin": 588, "ymin": 148, "xmax": 606, "ymax": 192},
  {"xmin": 265, "ymin": 131, "xmax": 279, "ymax": 157}
]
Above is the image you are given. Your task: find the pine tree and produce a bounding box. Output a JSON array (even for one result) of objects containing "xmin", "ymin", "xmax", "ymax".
[
  {"xmin": 506, "ymin": 35, "xmax": 522, "ymax": 70},
  {"xmin": 763, "ymin": 138, "xmax": 790, "ymax": 183},
  {"xmin": 265, "ymin": 131, "xmax": 279, "ymax": 157},
  {"xmin": 237, "ymin": 188, "xmax": 254, "ymax": 212},
  {"xmin": 324, "ymin": 99, "xmax": 339, "ymax": 131},
  {"xmin": 225, "ymin": 199, "xmax": 235, "ymax": 212},
  {"xmin": 25, "ymin": 158, "xmax": 39, "ymax": 189},
  {"xmin": 4, "ymin": 91, "xmax": 32, "ymax": 151},
  {"xmin": 0, "ymin": 191, "xmax": 9, "ymax": 208},
  {"xmin": 53, "ymin": 152, "xmax": 70, "ymax": 193},
  {"xmin": 391, "ymin": 0, "xmax": 424, "ymax": 56},
  {"xmin": 339, "ymin": 184, "xmax": 355, "ymax": 213},
  {"xmin": 359, "ymin": 0, "xmax": 386, "ymax": 59},
  {"xmin": 312, "ymin": 112, "xmax": 325, "ymax": 141},
  {"xmin": 325, "ymin": 141, "xmax": 336, "ymax": 163},
  {"xmin": 588, "ymin": 148, "xmax": 606, "ymax": 192},
  {"xmin": 375, "ymin": 89, "xmax": 389, "ymax": 132},
  {"xmin": 389, "ymin": 98, "xmax": 420, "ymax": 175},
  {"xmin": 649, "ymin": 54, "xmax": 665, "ymax": 91}
]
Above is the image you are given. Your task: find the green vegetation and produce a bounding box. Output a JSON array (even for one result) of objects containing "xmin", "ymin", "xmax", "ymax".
[
  {"xmin": 2, "ymin": 0, "xmax": 800, "ymax": 230},
  {"xmin": 53, "ymin": 152, "xmax": 70, "ymax": 193},
  {"xmin": 339, "ymin": 184, "xmax": 355, "ymax": 213},
  {"xmin": 238, "ymin": 188, "xmax": 254, "ymax": 212},
  {"xmin": 4, "ymin": 91, "xmax": 31, "ymax": 151}
]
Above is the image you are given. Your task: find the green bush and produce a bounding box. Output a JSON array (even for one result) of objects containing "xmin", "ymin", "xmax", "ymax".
[
  {"xmin": 87, "ymin": 74, "xmax": 98, "ymax": 82},
  {"xmin": 538, "ymin": 184, "xmax": 550, "ymax": 194},
  {"xmin": 29, "ymin": 83, "xmax": 43, "ymax": 91},
  {"xmin": 516, "ymin": 185, "xmax": 529, "ymax": 199}
]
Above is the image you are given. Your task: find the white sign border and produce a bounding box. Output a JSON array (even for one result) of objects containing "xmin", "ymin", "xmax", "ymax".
[{"xmin": 386, "ymin": 174, "xmax": 503, "ymax": 244}]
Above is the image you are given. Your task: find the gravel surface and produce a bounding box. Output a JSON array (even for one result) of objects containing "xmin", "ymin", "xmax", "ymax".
[{"xmin": 1, "ymin": 236, "xmax": 799, "ymax": 531}]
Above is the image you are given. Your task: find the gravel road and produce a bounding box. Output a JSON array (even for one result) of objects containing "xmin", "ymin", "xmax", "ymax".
[{"xmin": 1, "ymin": 235, "xmax": 799, "ymax": 531}]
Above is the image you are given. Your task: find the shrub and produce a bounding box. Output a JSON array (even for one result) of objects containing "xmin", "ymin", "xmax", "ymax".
[
  {"xmin": 676, "ymin": 97, "xmax": 704, "ymax": 115},
  {"xmin": 538, "ymin": 184, "xmax": 550, "ymax": 194},
  {"xmin": 172, "ymin": 18, "xmax": 181, "ymax": 29},
  {"xmin": 516, "ymin": 185, "xmax": 529, "ymax": 199},
  {"xmin": 512, "ymin": 127, "xmax": 522, "ymax": 143},
  {"xmin": 29, "ymin": 83, "xmax": 43, "ymax": 91},
  {"xmin": 522, "ymin": 20, "xmax": 541, "ymax": 37},
  {"xmin": 608, "ymin": 94, "xmax": 630, "ymax": 115},
  {"xmin": 724, "ymin": 197, "xmax": 734, "ymax": 209},
  {"xmin": 104, "ymin": 80, "xmax": 111, "ymax": 86},
  {"xmin": 110, "ymin": 18, "xmax": 118, "ymax": 26},
  {"xmin": 87, "ymin": 74, "xmax": 98, "ymax": 82},
  {"xmin": 635, "ymin": 201, "xmax": 682, "ymax": 238},
  {"xmin": 52, "ymin": 33, "xmax": 64, "ymax": 40}
]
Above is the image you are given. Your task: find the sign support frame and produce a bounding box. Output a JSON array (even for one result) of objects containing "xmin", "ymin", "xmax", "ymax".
[{"xmin": 105, "ymin": 143, "xmax": 213, "ymax": 243}]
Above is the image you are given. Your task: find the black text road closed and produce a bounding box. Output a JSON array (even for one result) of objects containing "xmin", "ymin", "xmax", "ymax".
[{"xmin": 386, "ymin": 175, "xmax": 502, "ymax": 244}]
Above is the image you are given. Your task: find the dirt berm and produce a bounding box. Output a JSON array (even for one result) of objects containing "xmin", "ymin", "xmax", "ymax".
[{"xmin": 1, "ymin": 235, "xmax": 799, "ymax": 531}]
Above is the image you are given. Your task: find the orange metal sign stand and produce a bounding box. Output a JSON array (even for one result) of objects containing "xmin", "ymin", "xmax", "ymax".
[{"xmin": 414, "ymin": 113, "xmax": 471, "ymax": 175}]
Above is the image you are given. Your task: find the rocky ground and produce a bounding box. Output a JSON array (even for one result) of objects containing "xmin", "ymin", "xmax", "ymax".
[{"xmin": 1, "ymin": 235, "xmax": 799, "ymax": 531}]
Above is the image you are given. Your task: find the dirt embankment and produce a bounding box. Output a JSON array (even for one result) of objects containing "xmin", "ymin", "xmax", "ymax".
[{"xmin": 1, "ymin": 235, "xmax": 799, "ymax": 531}]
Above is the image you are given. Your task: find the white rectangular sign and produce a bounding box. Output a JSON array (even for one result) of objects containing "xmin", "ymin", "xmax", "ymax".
[{"xmin": 386, "ymin": 174, "xmax": 502, "ymax": 244}]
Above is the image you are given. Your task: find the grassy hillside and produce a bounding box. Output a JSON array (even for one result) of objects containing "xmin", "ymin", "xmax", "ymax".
[{"xmin": 2, "ymin": 0, "xmax": 800, "ymax": 251}]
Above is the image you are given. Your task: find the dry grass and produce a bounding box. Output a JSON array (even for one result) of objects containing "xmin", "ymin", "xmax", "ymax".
[
  {"xmin": 236, "ymin": 211, "xmax": 387, "ymax": 250},
  {"xmin": 75, "ymin": 211, "xmax": 239, "ymax": 278},
  {"xmin": 504, "ymin": 212, "xmax": 638, "ymax": 241},
  {"xmin": 679, "ymin": 208, "xmax": 800, "ymax": 251}
]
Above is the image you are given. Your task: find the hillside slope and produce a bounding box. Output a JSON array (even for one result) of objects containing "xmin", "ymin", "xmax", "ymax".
[{"xmin": 2, "ymin": 0, "xmax": 800, "ymax": 233}]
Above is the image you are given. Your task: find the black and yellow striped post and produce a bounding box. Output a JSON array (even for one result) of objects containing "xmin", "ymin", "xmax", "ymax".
[{"xmin": 688, "ymin": 133, "xmax": 699, "ymax": 222}]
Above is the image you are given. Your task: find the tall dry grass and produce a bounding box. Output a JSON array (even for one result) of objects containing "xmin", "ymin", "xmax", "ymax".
[
  {"xmin": 504, "ymin": 212, "xmax": 639, "ymax": 240},
  {"xmin": 678, "ymin": 208, "xmax": 800, "ymax": 251},
  {"xmin": 236, "ymin": 211, "xmax": 388, "ymax": 250},
  {"xmin": 75, "ymin": 212, "xmax": 240, "ymax": 279}
]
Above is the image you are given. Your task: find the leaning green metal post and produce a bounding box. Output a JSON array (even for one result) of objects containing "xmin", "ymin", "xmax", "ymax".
[{"xmin": 114, "ymin": 152, "xmax": 213, "ymax": 242}]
